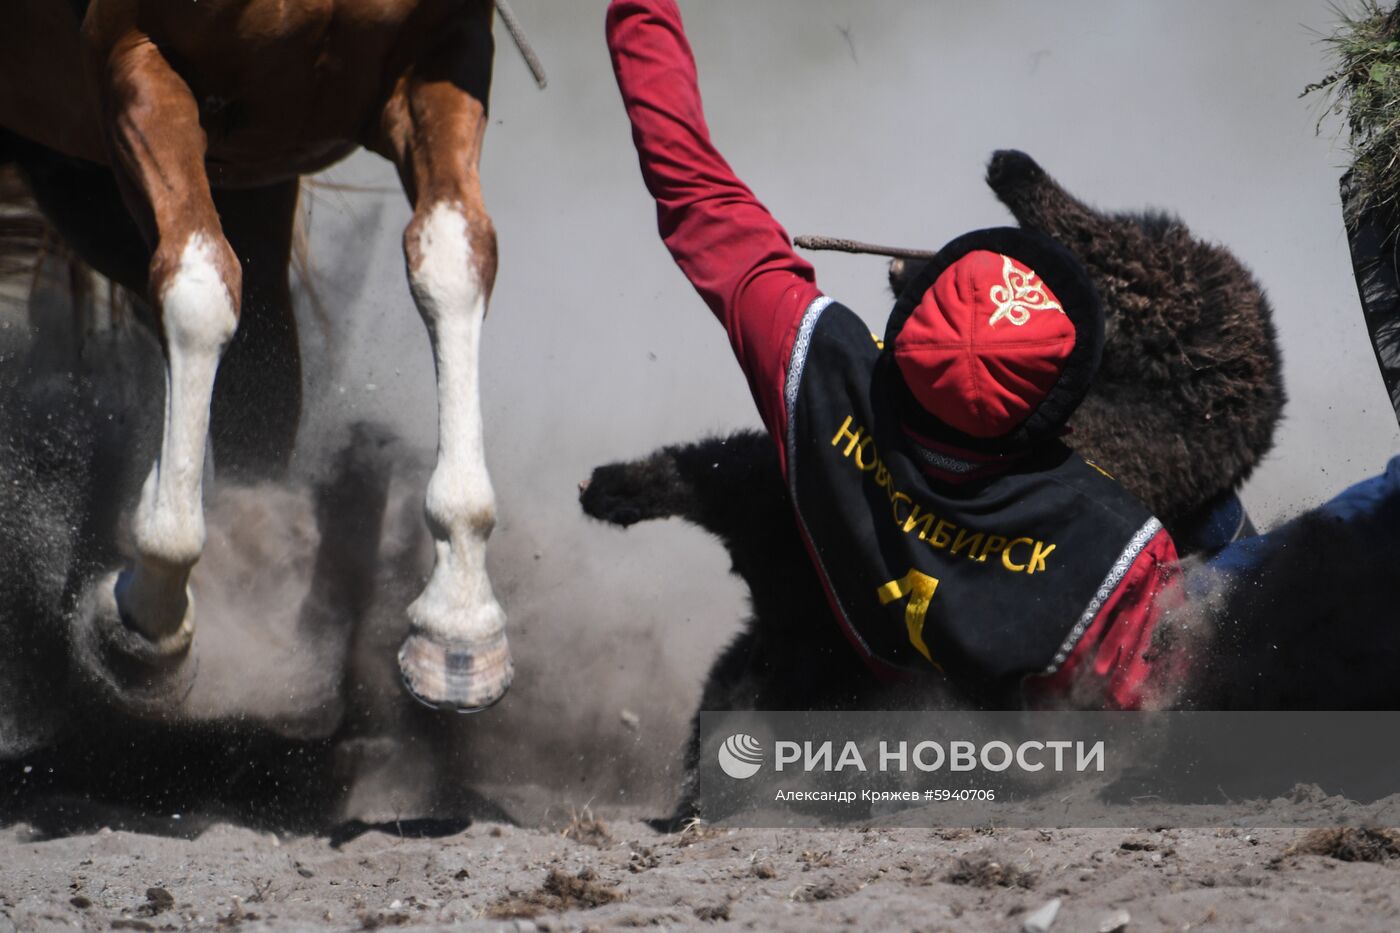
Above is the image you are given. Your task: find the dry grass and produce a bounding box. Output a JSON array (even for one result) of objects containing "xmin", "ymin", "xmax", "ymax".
[
  {"xmin": 670, "ymin": 817, "xmax": 724, "ymax": 848},
  {"xmin": 484, "ymin": 868, "xmax": 624, "ymax": 920},
  {"xmin": 1307, "ymin": 1, "xmax": 1400, "ymax": 223},
  {"xmin": 561, "ymin": 805, "xmax": 613, "ymax": 848},
  {"xmin": 1281, "ymin": 827, "xmax": 1400, "ymax": 863},
  {"xmin": 942, "ymin": 853, "xmax": 1038, "ymax": 890}
]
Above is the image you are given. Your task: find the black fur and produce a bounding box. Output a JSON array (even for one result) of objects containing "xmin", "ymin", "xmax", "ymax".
[
  {"xmin": 579, "ymin": 432, "xmax": 877, "ymax": 713},
  {"xmin": 581, "ymin": 432, "xmax": 943, "ymax": 824},
  {"xmin": 891, "ymin": 151, "xmax": 1286, "ymax": 536}
]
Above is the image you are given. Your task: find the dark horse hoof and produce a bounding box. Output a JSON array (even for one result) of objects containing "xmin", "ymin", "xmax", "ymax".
[{"xmin": 68, "ymin": 570, "xmax": 196, "ymax": 718}]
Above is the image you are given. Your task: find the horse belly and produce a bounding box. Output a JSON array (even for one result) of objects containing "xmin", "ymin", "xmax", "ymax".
[
  {"xmin": 203, "ymin": 138, "xmax": 361, "ymax": 188},
  {"xmin": 156, "ymin": 1, "xmax": 428, "ymax": 184},
  {"xmin": 0, "ymin": 2, "xmax": 106, "ymax": 163},
  {"xmin": 195, "ymin": 66, "xmax": 382, "ymax": 186}
]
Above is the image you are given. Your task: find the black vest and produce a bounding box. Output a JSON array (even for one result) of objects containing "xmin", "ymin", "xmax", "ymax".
[{"xmin": 784, "ymin": 299, "xmax": 1161, "ymax": 702}]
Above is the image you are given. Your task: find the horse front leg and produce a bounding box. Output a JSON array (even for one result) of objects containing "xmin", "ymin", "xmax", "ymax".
[
  {"xmin": 379, "ymin": 27, "xmax": 511, "ymax": 712},
  {"xmin": 74, "ymin": 28, "xmax": 237, "ymax": 699}
]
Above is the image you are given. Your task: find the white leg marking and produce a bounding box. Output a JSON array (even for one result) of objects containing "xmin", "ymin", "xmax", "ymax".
[
  {"xmin": 119, "ymin": 233, "xmax": 237, "ymax": 639},
  {"xmin": 405, "ymin": 203, "xmax": 504, "ymax": 648}
]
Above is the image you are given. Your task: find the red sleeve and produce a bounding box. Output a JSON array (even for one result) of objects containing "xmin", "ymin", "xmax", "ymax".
[
  {"xmin": 1025, "ymin": 528, "xmax": 1182, "ymax": 710},
  {"xmin": 606, "ymin": 0, "xmax": 822, "ymax": 450}
]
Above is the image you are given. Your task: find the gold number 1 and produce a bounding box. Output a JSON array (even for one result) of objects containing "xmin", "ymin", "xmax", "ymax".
[{"xmin": 876, "ymin": 569, "xmax": 943, "ymax": 672}]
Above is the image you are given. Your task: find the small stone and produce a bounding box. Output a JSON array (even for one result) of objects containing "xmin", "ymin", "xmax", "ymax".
[
  {"xmin": 1022, "ymin": 897, "xmax": 1061, "ymax": 933},
  {"xmin": 512, "ymin": 921, "xmax": 538, "ymax": 933},
  {"xmin": 620, "ymin": 710, "xmax": 640, "ymax": 731},
  {"xmin": 1098, "ymin": 908, "xmax": 1130, "ymax": 932},
  {"xmin": 145, "ymin": 887, "xmax": 175, "ymax": 914}
]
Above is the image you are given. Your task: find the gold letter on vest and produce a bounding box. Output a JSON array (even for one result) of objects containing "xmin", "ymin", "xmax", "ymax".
[{"xmin": 876, "ymin": 569, "xmax": 944, "ymax": 672}]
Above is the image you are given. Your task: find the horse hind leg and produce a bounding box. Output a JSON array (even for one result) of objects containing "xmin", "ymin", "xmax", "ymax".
[
  {"xmin": 379, "ymin": 30, "xmax": 511, "ymax": 712},
  {"xmin": 71, "ymin": 29, "xmax": 237, "ymax": 705},
  {"xmin": 209, "ymin": 181, "xmax": 302, "ymax": 479}
]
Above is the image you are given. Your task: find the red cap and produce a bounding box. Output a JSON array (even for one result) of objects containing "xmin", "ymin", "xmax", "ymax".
[{"xmin": 892, "ymin": 250, "xmax": 1076, "ymax": 439}]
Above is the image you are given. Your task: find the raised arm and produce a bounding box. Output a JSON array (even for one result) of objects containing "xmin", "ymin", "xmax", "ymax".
[{"xmin": 606, "ymin": 0, "xmax": 822, "ymax": 445}]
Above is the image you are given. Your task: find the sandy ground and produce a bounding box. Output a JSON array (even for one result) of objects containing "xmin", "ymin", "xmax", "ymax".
[{"xmin": 3, "ymin": 806, "xmax": 1400, "ymax": 932}]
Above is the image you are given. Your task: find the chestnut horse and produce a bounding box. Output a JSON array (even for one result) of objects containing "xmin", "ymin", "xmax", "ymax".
[{"xmin": 0, "ymin": 0, "xmax": 539, "ymax": 713}]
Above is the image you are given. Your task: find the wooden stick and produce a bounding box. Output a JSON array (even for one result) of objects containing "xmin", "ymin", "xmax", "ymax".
[
  {"xmin": 794, "ymin": 235, "xmax": 936, "ymax": 260},
  {"xmin": 495, "ymin": 0, "xmax": 548, "ymax": 90}
]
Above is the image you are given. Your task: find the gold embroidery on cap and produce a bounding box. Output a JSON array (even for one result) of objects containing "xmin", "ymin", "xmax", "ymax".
[{"xmin": 988, "ymin": 254, "xmax": 1065, "ymax": 327}]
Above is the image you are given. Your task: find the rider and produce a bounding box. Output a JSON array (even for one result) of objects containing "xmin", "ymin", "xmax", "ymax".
[{"xmin": 605, "ymin": 0, "xmax": 1179, "ymax": 710}]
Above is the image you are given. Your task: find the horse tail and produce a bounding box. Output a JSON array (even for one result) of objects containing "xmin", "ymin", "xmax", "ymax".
[
  {"xmin": 0, "ymin": 163, "xmax": 51, "ymax": 301},
  {"xmin": 3, "ymin": 165, "xmax": 327, "ymax": 341},
  {"xmin": 0, "ymin": 159, "xmax": 124, "ymax": 372}
]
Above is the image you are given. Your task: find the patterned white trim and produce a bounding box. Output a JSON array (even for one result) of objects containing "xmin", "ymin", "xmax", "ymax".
[
  {"xmin": 1043, "ymin": 517, "xmax": 1163, "ymax": 674},
  {"xmin": 906, "ymin": 442, "xmax": 982, "ymax": 475},
  {"xmin": 783, "ymin": 295, "xmax": 834, "ymax": 447},
  {"xmin": 781, "ymin": 295, "xmax": 881, "ymax": 662}
]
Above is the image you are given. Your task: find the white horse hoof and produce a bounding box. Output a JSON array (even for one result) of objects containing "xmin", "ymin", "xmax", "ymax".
[
  {"xmin": 397, "ymin": 629, "xmax": 512, "ymax": 713},
  {"xmin": 68, "ymin": 570, "xmax": 196, "ymax": 717}
]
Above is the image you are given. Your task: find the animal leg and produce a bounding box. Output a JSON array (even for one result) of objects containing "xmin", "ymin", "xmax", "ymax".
[
  {"xmin": 579, "ymin": 453, "xmax": 697, "ymax": 528},
  {"xmin": 579, "ymin": 432, "xmax": 785, "ymax": 533},
  {"xmin": 984, "ymin": 149, "xmax": 1103, "ymax": 241},
  {"xmin": 83, "ymin": 29, "xmax": 238, "ymax": 660},
  {"xmin": 886, "ymin": 149, "xmax": 1093, "ymax": 298},
  {"xmin": 377, "ymin": 13, "xmax": 510, "ymax": 712}
]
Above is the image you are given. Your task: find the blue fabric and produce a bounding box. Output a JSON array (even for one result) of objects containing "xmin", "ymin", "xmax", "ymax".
[
  {"xmin": 1174, "ymin": 490, "xmax": 1253, "ymax": 559},
  {"xmin": 1205, "ymin": 456, "xmax": 1400, "ymax": 579}
]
